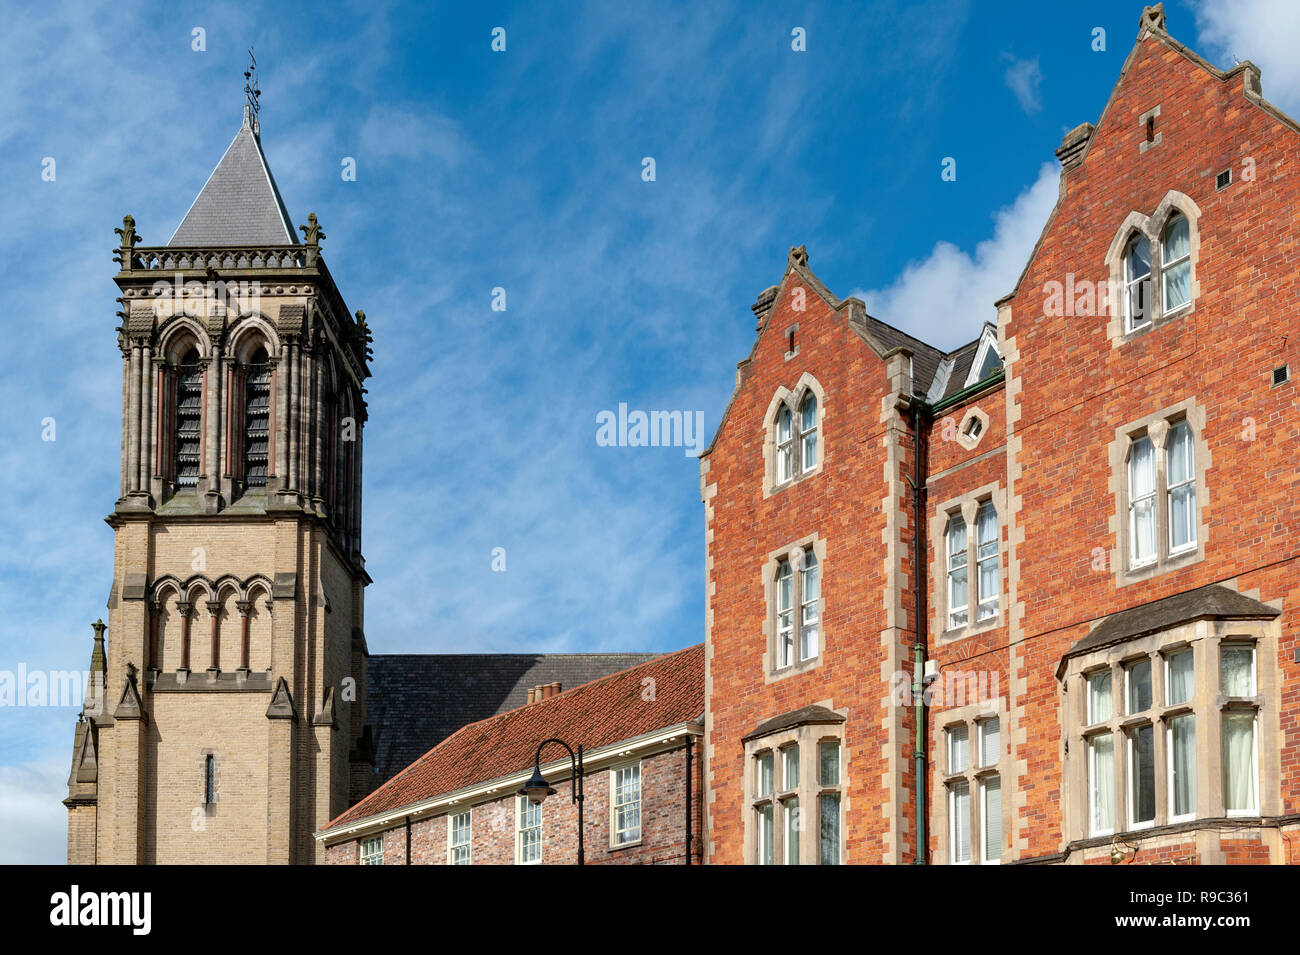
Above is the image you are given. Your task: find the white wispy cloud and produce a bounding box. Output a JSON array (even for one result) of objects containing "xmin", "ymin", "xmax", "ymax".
[
  {"xmin": 1192, "ymin": 0, "xmax": 1300, "ymax": 113},
  {"xmin": 851, "ymin": 162, "xmax": 1060, "ymax": 350},
  {"xmin": 1002, "ymin": 54, "xmax": 1044, "ymax": 114}
]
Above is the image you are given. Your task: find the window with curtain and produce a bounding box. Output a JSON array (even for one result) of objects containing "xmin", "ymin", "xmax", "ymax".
[
  {"xmin": 800, "ymin": 553, "xmax": 819, "ymax": 660},
  {"xmin": 800, "ymin": 392, "xmax": 818, "ymax": 470},
  {"xmin": 1125, "ymin": 233, "xmax": 1152, "ymax": 331},
  {"xmin": 1129, "ymin": 436, "xmax": 1156, "ymax": 567},
  {"xmin": 612, "ymin": 763, "xmax": 641, "ymax": 845},
  {"xmin": 775, "ymin": 559, "xmax": 794, "ymax": 669},
  {"xmin": 448, "ymin": 811, "xmax": 471, "ymax": 864},
  {"xmin": 772, "ymin": 389, "xmax": 820, "ymax": 487},
  {"xmin": 1162, "ymin": 214, "xmax": 1191, "ymax": 312},
  {"xmin": 1220, "ymin": 645, "xmax": 1255, "ymax": 697},
  {"xmin": 975, "ymin": 501, "xmax": 999, "ymax": 621},
  {"xmin": 949, "ymin": 780, "xmax": 971, "ymax": 864},
  {"xmin": 1168, "ymin": 714, "xmax": 1196, "ymax": 820},
  {"xmin": 1165, "ymin": 649, "xmax": 1194, "ymax": 705},
  {"xmin": 772, "ymin": 546, "xmax": 822, "ymax": 671},
  {"xmin": 1087, "ymin": 670, "xmax": 1112, "ymax": 725},
  {"xmin": 1221, "ymin": 645, "xmax": 1258, "ymax": 814},
  {"xmin": 1127, "ymin": 658, "xmax": 1152, "ymax": 714},
  {"xmin": 173, "ymin": 347, "xmax": 203, "ymax": 488},
  {"xmin": 782, "ymin": 797, "xmax": 800, "ymax": 865},
  {"xmin": 750, "ymin": 735, "xmax": 841, "ymax": 865},
  {"xmin": 516, "ymin": 796, "xmax": 542, "ymax": 864},
  {"xmin": 243, "ymin": 346, "xmax": 271, "ymax": 487},
  {"xmin": 1089, "ymin": 733, "xmax": 1115, "ymax": 835},
  {"xmin": 359, "ymin": 834, "xmax": 383, "ymax": 865},
  {"xmin": 1167, "ymin": 420, "xmax": 1196, "ymax": 552},
  {"xmin": 757, "ymin": 803, "xmax": 774, "ymax": 865},
  {"xmin": 782, "ymin": 744, "xmax": 800, "ymax": 790},
  {"xmin": 981, "ymin": 776, "xmax": 1002, "ymax": 864},
  {"xmin": 946, "ymin": 515, "xmax": 968, "ymax": 629}
]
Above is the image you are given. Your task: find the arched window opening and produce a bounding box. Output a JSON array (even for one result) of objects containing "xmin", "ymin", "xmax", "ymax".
[
  {"xmin": 242, "ymin": 346, "xmax": 271, "ymax": 487},
  {"xmin": 772, "ymin": 388, "xmax": 820, "ymax": 487},
  {"xmin": 1124, "ymin": 234, "xmax": 1151, "ymax": 332},
  {"xmin": 1162, "ymin": 214, "xmax": 1191, "ymax": 313},
  {"xmin": 174, "ymin": 347, "xmax": 203, "ymax": 487},
  {"xmin": 800, "ymin": 393, "xmax": 818, "ymax": 471}
]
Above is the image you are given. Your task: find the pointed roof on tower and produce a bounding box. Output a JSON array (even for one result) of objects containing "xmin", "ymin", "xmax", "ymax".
[{"xmin": 168, "ymin": 59, "xmax": 297, "ymax": 247}]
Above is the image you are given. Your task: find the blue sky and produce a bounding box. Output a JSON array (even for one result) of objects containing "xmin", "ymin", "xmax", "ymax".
[{"xmin": 0, "ymin": 0, "xmax": 1292, "ymax": 862}]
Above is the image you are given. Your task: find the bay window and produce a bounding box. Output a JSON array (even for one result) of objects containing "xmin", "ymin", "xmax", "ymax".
[{"xmin": 746, "ymin": 711, "xmax": 844, "ymax": 865}]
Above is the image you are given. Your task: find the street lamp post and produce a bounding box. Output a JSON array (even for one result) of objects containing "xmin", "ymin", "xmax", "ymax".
[{"xmin": 518, "ymin": 738, "xmax": 585, "ymax": 865}]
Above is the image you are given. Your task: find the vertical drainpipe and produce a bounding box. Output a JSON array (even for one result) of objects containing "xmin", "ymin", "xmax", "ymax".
[
  {"xmin": 910, "ymin": 399, "xmax": 929, "ymax": 865},
  {"xmin": 405, "ymin": 815, "xmax": 411, "ymax": 865}
]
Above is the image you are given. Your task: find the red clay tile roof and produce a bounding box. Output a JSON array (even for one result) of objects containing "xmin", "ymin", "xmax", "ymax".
[{"xmin": 325, "ymin": 644, "xmax": 704, "ymax": 831}]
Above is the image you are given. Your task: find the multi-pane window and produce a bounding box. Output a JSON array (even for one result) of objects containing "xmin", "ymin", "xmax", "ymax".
[
  {"xmin": 448, "ymin": 811, "xmax": 471, "ymax": 864},
  {"xmin": 173, "ymin": 347, "xmax": 203, "ymax": 487},
  {"xmin": 1089, "ymin": 733, "xmax": 1115, "ymax": 835},
  {"xmin": 516, "ymin": 795, "xmax": 542, "ymax": 864},
  {"xmin": 360, "ymin": 834, "xmax": 383, "ymax": 865},
  {"xmin": 1221, "ymin": 644, "xmax": 1258, "ymax": 815},
  {"xmin": 818, "ymin": 740, "xmax": 841, "ymax": 865},
  {"xmin": 1126, "ymin": 419, "xmax": 1198, "ymax": 571},
  {"xmin": 751, "ymin": 733, "xmax": 842, "ymax": 865},
  {"xmin": 944, "ymin": 715, "xmax": 1001, "ymax": 863},
  {"xmin": 1161, "ymin": 214, "xmax": 1191, "ymax": 312},
  {"xmin": 946, "ymin": 515, "xmax": 968, "ymax": 629},
  {"xmin": 243, "ymin": 348, "xmax": 272, "ymax": 487},
  {"xmin": 611, "ymin": 763, "xmax": 642, "ymax": 846},
  {"xmin": 772, "ymin": 389, "xmax": 819, "ymax": 487},
  {"xmin": 773, "ymin": 546, "xmax": 821, "ymax": 670},
  {"xmin": 975, "ymin": 502, "xmax": 999, "ymax": 622},
  {"xmin": 1125, "ymin": 234, "xmax": 1152, "ymax": 331}
]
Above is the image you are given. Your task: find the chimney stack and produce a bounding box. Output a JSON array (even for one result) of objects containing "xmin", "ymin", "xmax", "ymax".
[
  {"xmin": 527, "ymin": 682, "xmax": 563, "ymax": 704},
  {"xmin": 1055, "ymin": 122, "xmax": 1094, "ymax": 170},
  {"xmin": 751, "ymin": 285, "xmax": 778, "ymax": 331}
]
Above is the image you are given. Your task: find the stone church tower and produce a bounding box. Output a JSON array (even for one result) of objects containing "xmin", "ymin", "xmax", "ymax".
[{"xmin": 65, "ymin": 94, "xmax": 374, "ymax": 864}]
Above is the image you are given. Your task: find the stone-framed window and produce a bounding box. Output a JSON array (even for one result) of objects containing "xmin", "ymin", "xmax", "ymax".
[
  {"xmin": 447, "ymin": 809, "xmax": 471, "ymax": 865},
  {"xmin": 360, "ymin": 833, "xmax": 383, "ymax": 865},
  {"xmin": 1060, "ymin": 594, "xmax": 1280, "ymax": 846},
  {"xmin": 1107, "ymin": 400, "xmax": 1210, "ymax": 585},
  {"xmin": 761, "ymin": 535, "xmax": 826, "ymax": 678},
  {"xmin": 954, "ymin": 406, "xmax": 990, "ymax": 450},
  {"xmin": 762, "ymin": 373, "xmax": 825, "ymax": 497},
  {"xmin": 742, "ymin": 706, "xmax": 846, "ymax": 865},
  {"xmin": 1105, "ymin": 191, "xmax": 1201, "ymax": 345},
  {"xmin": 936, "ymin": 702, "xmax": 1008, "ymax": 865},
  {"xmin": 172, "ymin": 345, "xmax": 204, "ymax": 488},
  {"xmin": 515, "ymin": 794, "xmax": 542, "ymax": 864},
  {"xmin": 932, "ymin": 483, "xmax": 1005, "ymax": 640},
  {"xmin": 610, "ymin": 761, "xmax": 642, "ymax": 847}
]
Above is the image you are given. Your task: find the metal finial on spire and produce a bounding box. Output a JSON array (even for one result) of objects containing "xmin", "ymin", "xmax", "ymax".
[{"xmin": 243, "ymin": 46, "xmax": 261, "ymax": 134}]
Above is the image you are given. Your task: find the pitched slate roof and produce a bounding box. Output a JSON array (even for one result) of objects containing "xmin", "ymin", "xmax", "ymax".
[
  {"xmin": 169, "ymin": 114, "xmax": 298, "ymax": 246},
  {"xmin": 365, "ymin": 651, "xmax": 661, "ymax": 783},
  {"xmin": 331, "ymin": 644, "xmax": 704, "ymax": 830},
  {"xmin": 1062, "ymin": 584, "xmax": 1280, "ymax": 665}
]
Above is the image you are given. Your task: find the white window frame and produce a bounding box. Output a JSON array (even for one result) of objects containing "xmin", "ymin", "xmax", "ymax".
[
  {"xmin": 979, "ymin": 775, "xmax": 1002, "ymax": 865},
  {"xmin": 948, "ymin": 780, "xmax": 971, "ymax": 864},
  {"xmin": 447, "ymin": 809, "xmax": 472, "ymax": 864},
  {"xmin": 947, "ymin": 724, "xmax": 969, "ymax": 774},
  {"xmin": 1088, "ymin": 732, "xmax": 1115, "ymax": 837},
  {"xmin": 799, "ymin": 552, "xmax": 819, "ymax": 661},
  {"xmin": 1161, "ymin": 214, "xmax": 1192, "ymax": 316},
  {"xmin": 946, "ymin": 514, "xmax": 968, "ymax": 630},
  {"xmin": 1166, "ymin": 420, "xmax": 1197, "ymax": 555},
  {"xmin": 1124, "ymin": 233, "xmax": 1152, "ymax": 332},
  {"xmin": 1222, "ymin": 710, "xmax": 1260, "ymax": 817},
  {"xmin": 1128, "ymin": 435, "xmax": 1157, "ymax": 569},
  {"xmin": 1165, "ymin": 714, "xmax": 1197, "ymax": 824},
  {"xmin": 975, "ymin": 501, "xmax": 999, "ymax": 622},
  {"xmin": 1086, "ymin": 669, "xmax": 1112, "ymax": 726},
  {"xmin": 359, "ymin": 834, "xmax": 383, "ymax": 865},
  {"xmin": 1126, "ymin": 722, "xmax": 1156, "ymax": 831},
  {"xmin": 515, "ymin": 794, "xmax": 543, "ymax": 865},
  {"xmin": 610, "ymin": 762, "xmax": 642, "ymax": 847}
]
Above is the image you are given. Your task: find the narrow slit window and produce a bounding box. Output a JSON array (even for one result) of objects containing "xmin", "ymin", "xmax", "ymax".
[
  {"xmin": 946, "ymin": 515, "xmax": 968, "ymax": 629},
  {"xmin": 174, "ymin": 347, "xmax": 203, "ymax": 487},
  {"xmin": 975, "ymin": 501, "xmax": 998, "ymax": 621},
  {"xmin": 799, "ymin": 552, "xmax": 819, "ymax": 660},
  {"xmin": 1162, "ymin": 214, "xmax": 1192, "ymax": 312},
  {"xmin": 1125, "ymin": 235, "xmax": 1152, "ymax": 331},
  {"xmin": 1128, "ymin": 436, "xmax": 1156, "ymax": 567},
  {"xmin": 775, "ymin": 559, "xmax": 794, "ymax": 669},
  {"xmin": 1166, "ymin": 421, "xmax": 1196, "ymax": 553},
  {"xmin": 243, "ymin": 347, "xmax": 272, "ymax": 487}
]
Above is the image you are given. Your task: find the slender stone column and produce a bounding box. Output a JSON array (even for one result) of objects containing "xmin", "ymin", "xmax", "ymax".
[
  {"xmin": 178, "ymin": 601, "xmax": 193, "ymax": 673},
  {"xmin": 237, "ymin": 599, "xmax": 251, "ymax": 672},
  {"xmin": 207, "ymin": 599, "xmax": 221, "ymax": 674}
]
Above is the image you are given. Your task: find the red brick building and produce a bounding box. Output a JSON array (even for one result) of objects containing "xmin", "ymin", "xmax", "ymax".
[
  {"xmin": 701, "ymin": 4, "xmax": 1300, "ymax": 865},
  {"xmin": 318, "ymin": 646, "xmax": 703, "ymax": 864}
]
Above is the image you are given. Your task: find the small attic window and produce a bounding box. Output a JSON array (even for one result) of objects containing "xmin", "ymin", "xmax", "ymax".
[
  {"xmin": 1216, "ymin": 169, "xmax": 1232, "ymax": 191},
  {"xmin": 964, "ymin": 417, "xmax": 983, "ymax": 440},
  {"xmin": 975, "ymin": 345, "xmax": 1001, "ymax": 381}
]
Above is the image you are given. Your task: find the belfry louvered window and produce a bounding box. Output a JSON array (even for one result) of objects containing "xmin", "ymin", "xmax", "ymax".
[
  {"xmin": 243, "ymin": 348, "xmax": 271, "ymax": 487},
  {"xmin": 174, "ymin": 348, "xmax": 203, "ymax": 487}
]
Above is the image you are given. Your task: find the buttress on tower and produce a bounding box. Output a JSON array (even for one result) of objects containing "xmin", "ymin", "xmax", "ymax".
[{"xmin": 64, "ymin": 100, "xmax": 374, "ymax": 864}]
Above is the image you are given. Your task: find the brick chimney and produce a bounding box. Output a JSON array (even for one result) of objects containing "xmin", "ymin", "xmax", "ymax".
[
  {"xmin": 752, "ymin": 285, "xmax": 778, "ymax": 331},
  {"xmin": 527, "ymin": 682, "xmax": 562, "ymax": 704},
  {"xmin": 1055, "ymin": 122, "xmax": 1094, "ymax": 170}
]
